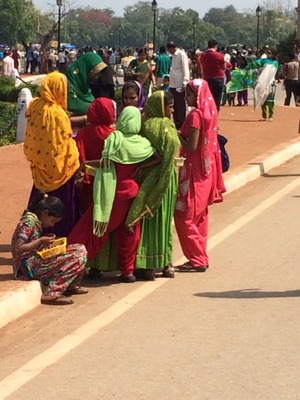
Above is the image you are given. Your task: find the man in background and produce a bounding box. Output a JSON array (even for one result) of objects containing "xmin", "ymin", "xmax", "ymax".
[
  {"xmin": 166, "ymin": 41, "xmax": 190, "ymax": 129},
  {"xmin": 2, "ymin": 50, "xmax": 14, "ymax": 76},
  {"xmin": 200, "ymin": 39, "xmax": 225, "ymax": 112}
]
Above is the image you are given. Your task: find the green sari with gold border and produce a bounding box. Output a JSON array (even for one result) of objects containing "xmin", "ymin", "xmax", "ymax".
[{"xmin": 127, "ymin": 91, "xmax": 180, "ymax": 269}]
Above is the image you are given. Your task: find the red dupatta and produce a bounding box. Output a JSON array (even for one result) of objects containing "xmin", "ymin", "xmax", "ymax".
[{"xmin": 75, "ymin": 97, "xmax": 116, "ymax": 184}]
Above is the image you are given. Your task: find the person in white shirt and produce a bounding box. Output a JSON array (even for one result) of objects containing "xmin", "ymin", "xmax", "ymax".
[
  {"xmin": 108, "ymin": 49, "xmax": 116, "ymax": 72},
  {"xmin": 166, "ymin": 42, "xmax": 190, "ymax": 129},
  {"xmin": 2, "ymin": 51, "xmax": 14, "ymax": 76},
  {"xmin": 58, "ymin": 49, "xmax": 67, "ymax": 74}
]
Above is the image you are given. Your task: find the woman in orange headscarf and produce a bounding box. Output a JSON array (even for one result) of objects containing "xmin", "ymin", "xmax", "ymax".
[{"xmin": 24, "ymin": 72, "xmax": 80, "ymax": 237}]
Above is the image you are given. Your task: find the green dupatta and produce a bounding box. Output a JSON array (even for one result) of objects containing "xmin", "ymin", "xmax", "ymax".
[
  {"xmin": 66, "ymin": 53, "xmax": 107, "ymax": 115},
  {"xmin": 126, "ymin": 90, "xmax": 180, "ymax": 227},
  {"xmin": 93, "ymin": 106, "xmax": 155, "ymax": 237}
]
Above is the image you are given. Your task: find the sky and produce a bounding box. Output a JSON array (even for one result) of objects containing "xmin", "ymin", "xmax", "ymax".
[{"xmin": 33, "ymin": 0, "xmax": 263, "ymax": 18}]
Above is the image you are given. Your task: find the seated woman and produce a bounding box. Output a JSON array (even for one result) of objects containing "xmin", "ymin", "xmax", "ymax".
[
  {"xmin": 68, "ymin": 106, "xmax": 161, "ymax": 283},
  {"xmin": 24, "ymin": 72, "xmax": 80, "ymax": 237},
  {"xmin": 11, "ymin": 192, "xmax": 87, "ymax": 305}
]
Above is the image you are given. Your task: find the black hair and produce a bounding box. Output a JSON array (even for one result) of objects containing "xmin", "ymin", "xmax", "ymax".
[
  {"xmin": 166, "ymin": 42, "xmax": 177, "ymax": 49},
  {"xmin": 288, "ymin": 52, "xmax": 296, "ymax": 60},
  {"xmin": 122, "ymin": 81, "xmax": 140, "ymax": 96},
  {"xmin": 138, "ymin": 48, "xmax": 148, "ymax": 55},
  {"xmin": 208, "ymin": 39, "xmax": 218, "ymax": 48},
  {"xmin": 159, "ymin": 45, "xmax": 166, "ymax": 53},
  {"xmin": 164, "ymin": 91, "xmax": 174, "ymax": 107},
  {"xmin": 26, "ymin": 192, "xmax": 65, "ymax": 219},
  {"xmin": 267, "ymin": 48, "xmax": 277, "ymax": 59}
]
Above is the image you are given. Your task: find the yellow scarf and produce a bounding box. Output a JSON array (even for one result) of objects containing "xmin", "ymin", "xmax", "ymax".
[{"xmin": 24, "ymin": 72, "xmax": 79, "ymax": 191}]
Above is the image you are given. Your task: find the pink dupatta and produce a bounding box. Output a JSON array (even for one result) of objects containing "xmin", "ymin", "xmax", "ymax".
[{"xmin": 188, "ymin": 79, "xmax": 226, "ymax": 202}]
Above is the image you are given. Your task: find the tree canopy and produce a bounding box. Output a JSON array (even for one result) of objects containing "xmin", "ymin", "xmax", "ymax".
[{"xmin": 0, "ymin": 0, "xmax": 297, "ymax": 57}]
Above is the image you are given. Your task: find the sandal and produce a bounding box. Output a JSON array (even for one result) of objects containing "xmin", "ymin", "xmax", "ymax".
[
  {"xmin": 88, "ymin": 267, "xmax": 104, "ymax": 279},
  {"xmin": 64, "ymin": 286, "xmax": 89, "ymax": 296},
  {"xmin": 41, "ymin": 294, "xmax": 74, "ymax": 305},
  {"xmin": 162, "ymin": 265, "xmax": 175, "ymax": 278},
  {"xmin": 135, "ymin": 269, "xmax": 155, "ymax": 281},
  {"xmin": 175, "ymin": 262, "xmax": 208, "ymax": 273}
]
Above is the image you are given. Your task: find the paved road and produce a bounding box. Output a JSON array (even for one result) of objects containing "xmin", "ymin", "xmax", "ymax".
[{"xmin": 1, "ymin": 156, "xmax": 300, "ymax": 399}]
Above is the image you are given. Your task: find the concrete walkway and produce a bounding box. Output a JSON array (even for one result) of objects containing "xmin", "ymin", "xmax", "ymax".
[{"xmin": 0, "ymin": 86, "xmax": 299, "ymax": 329}]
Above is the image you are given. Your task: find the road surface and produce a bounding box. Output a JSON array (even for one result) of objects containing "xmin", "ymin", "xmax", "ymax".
[{"xmin": 1, "ymin": 155, "xmax": 300, "ymax": 399}]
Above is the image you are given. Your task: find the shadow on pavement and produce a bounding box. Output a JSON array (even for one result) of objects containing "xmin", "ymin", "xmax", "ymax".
[
  {"xmin": 194, "ymin": 288, "xmax": 300, "ymax": 299},
  {"xmin": 262, "ymin": 173, "xmax": 300, "ymax": 178},
  {"xmin": 0, "ymin": 244, "xmax": 11, "ymax": 252}
]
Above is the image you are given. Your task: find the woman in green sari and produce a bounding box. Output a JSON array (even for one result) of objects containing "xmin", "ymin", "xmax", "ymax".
[
  {"xmin": 126, "ymin": 91, "xmax": 181, "ymax": 279},
  {"xmin": 66, "ymin": 52, "xmax": 108, "ymax": 116},
  {"xmin": 126, "ymin": 48, "xmax": 156, "ymax": 96},
  {"xmin": 69, "ymin": 106, "xmax": 159, "ymax": 283}
]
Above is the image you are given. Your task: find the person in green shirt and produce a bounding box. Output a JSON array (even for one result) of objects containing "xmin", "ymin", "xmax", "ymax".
[{"xmin": 155, "ymin": 45, "xmax": 171, "ymax": 86}]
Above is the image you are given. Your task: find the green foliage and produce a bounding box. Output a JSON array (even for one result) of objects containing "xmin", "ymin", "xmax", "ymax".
[
  {"xmin": 0, "ymin": 0, "xmax": 40, "ymax": 45},
  {"xmin": 277, "ymin": 30, "xmax": 298, "ymax": 63},
  {"xmin": 0, "ymin": 101, "xmax": 17, "ymax": 146},
  {"xmin": 62, "ymin": 8, "xmax": 114, "ymax": 48},
  {"xmin": 0, "ymin": 77, "xmax": 39, "ymax": 103},
  {"xmin": 0, "ymin": 0, "xmax": 295, "ymax": 53}
]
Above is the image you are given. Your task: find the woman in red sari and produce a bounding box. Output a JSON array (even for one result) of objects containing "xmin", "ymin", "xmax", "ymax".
[
  {"xmin": 174, "ymin": 79, "xmax": 226, "ymax": 272},
  {"xmin": 74, "ymin": 97, "xmax": 116, "ymax": 214}
]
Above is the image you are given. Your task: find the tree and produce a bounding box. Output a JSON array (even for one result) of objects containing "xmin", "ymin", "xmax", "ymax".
[{"xmin": 62, "ymin": 8, "xmax": 114, "ymax": 49}]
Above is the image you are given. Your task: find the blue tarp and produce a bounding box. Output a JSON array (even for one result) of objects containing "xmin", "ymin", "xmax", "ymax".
[{"xmin": 63, "ymin": 45, "xmax": 76, "ymax": 50}]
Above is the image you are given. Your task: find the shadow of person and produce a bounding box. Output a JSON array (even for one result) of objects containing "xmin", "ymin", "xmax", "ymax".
[
  {"xmin": 0, "ymin": 244, "xmax": 11, "ymax": 252},
  {"xmin": 194, "ymin": 288, "xmax": 300, "ymax": 299}
]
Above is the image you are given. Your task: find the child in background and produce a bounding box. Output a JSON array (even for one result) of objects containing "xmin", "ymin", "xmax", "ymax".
[
  {"xmin": 261, "ymin": 80, "xmax": 276, "ymax": 121},
  {"xmin": 160, "ymin": 74, "xmax": 170, "ymax": 92},
  {"xmin": 11, "ymin": 192, "xmax": 87, "ymax": 305},
  {"xmin": 221, "ymin": 61, "xmax": 236, "ymax": 106}
]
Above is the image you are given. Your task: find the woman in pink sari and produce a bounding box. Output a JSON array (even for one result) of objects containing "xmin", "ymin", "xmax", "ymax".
[{"xmin": 174, "ymin": 79, "xmax": 226, "ymax": 272}]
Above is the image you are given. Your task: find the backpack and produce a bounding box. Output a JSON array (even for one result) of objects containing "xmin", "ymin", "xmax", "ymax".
[{"xmin": 217, "ymin": 133, "xmax": 230, "ymax": 173}]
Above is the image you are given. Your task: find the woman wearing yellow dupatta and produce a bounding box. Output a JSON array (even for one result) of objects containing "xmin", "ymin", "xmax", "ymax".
[{"xmin": 24, "ymin": 72, "xmax": 80, "ymax": 237}]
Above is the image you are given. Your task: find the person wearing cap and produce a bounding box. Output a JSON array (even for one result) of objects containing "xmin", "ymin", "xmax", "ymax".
[{"xmin": 200, "ymin": 39, "xmax": 225, "ymax": 112}]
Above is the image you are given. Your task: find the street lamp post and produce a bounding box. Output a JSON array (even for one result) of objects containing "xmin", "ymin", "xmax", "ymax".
[
  {"xmin": 256, "ymin": 6, "xmax": 262, "ymax": 50},
  {"xmin": 56, "ymin": 0, "xmax": 63, "ymax": 51},
  {"xmin": 152, "ymin": 0, "xmax": 157, "ymax": 53},
  {"xmin": 118, "ymin": 24, "xmax": 122, "ymax": 48},
  {"xmin": 193, "ymin": 21, "xmax": 196, "ymax": 49}
]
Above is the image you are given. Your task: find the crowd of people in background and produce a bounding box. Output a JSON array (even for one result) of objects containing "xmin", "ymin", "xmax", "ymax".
[
  {"xmin": 2, "ymin": 39, "xmax": 300, "ymax": 113},
  {"xmin": 9, "ymin": 36, "xmax": 300, "ymax": 305}
]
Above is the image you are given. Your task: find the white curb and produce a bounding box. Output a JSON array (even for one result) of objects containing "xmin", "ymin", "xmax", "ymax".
[
  {"xmin": 0, "ymin": 281, "xmax": 42, "ymax": 329},
  {"xmin": 224, "ymin": 137, "xmax": 300, "ymax": 194}
]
